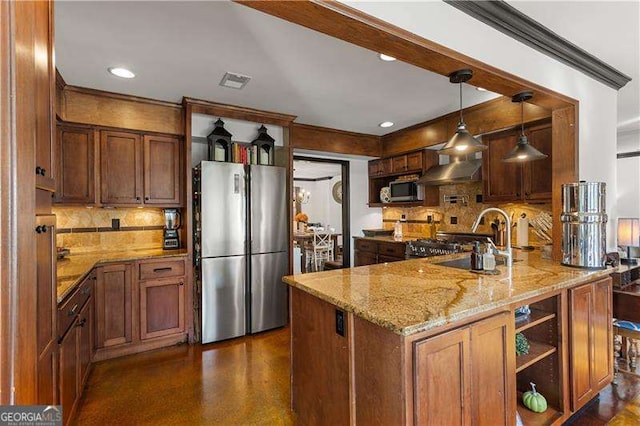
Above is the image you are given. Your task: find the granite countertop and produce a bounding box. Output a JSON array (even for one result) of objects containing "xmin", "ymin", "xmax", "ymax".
[
  {"xmin": 283, "ymin": 251, "xmax": 612, "ymax": 336},
  {"xmin": 57, "ymin": 248, "xmax": 188, "ymax": 303}
]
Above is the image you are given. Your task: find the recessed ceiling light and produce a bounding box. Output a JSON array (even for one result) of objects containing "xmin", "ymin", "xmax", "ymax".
[
  {"xmin": 220, "ymin": 71, "xmax": 251, "ymax": 90},
  {"xmin": 476, "ymin": 87, "xmax": 488, "ymax": 92},
  {"xmin": 379, "ymin": 121, "xmax": 394, "ymax": 128},
  {"xmin": 378, "ymin": 53, "xmax": 396, "ymax": 62},
  {"xmin": 108, "ymin": 67, "xmax": 135, "ymax": 79}
]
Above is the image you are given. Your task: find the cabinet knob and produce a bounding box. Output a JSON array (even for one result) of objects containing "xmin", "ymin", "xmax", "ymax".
[
  {"xmin": 35, "ymin": 225, "xmax": 47, "ymax": 234},
  {"xmin": 179, "ymin": 282, "xmax": 184, "ymax": 286},
  {"xmin": 76, "ymin": 318, "xmax": 87, "ymax": 327},
  {"xmin": 145, "ymin": 197, "xmax": 149, "ymax": 201},
  {"xmin": 136, "ymin": 196, "xmax": 141, "ymax": 201},
  {"xmin": 40, "ymin": 168, "xmax": 46, "ymax": 176}
]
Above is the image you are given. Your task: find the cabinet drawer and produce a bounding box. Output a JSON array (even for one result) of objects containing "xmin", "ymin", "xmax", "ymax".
[
  {"xmin": 377, "ymin": 242, "xmax": 406, "ymax": 258},
  {"xmin": 58, "ymin": 275, "xmax": 93, "ymax": 338},
  {"xmin": 139, "ymin": 259, "xmax": 185, "ymax": 280},
  {"xmin": 355, "ymin": 239, "xmax": 377, "ymax": 253},
  {"xmin": 378, "ymin": 255, "xmax": 405, "ymax": 263}
]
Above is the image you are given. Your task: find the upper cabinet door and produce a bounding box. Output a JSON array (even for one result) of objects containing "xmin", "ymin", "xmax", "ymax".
[
  {"xmin": 406, "ymin": 151, "xmax": 424, "ymax": 172},
  {"xmin": 54, "ymin": 125, "xmax": 96, "ymax": 205},
  {"xmin": 34, "ymin": 1, "xmax": 55, "ymax": 192},
  {"xmin": 100, "ymin": 130, "xmax": 143, "ymax": 205},
  {"xmin": 482, "ymin": 132, "xmax": 522, "ymax": 202},
  {"xmin": 523, "ymin": 124, "xmax": 552, "ymax": 201},
  {"xmin": 143, "ymin": 135, "xmax": 181, "ymax": 206}
]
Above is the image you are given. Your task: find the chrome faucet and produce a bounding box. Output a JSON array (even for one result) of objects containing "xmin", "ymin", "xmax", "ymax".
[{"xmin": 471, "ymin": 207, "xmax": 513, "ymax": 268}]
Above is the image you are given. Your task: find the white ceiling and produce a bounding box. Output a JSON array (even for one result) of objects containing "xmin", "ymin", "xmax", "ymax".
[
  {"xmin": 508, "ymin": 1, "xmax": 640, "ymax": 132},
  {"xmin": 293, "ymin": 160, "xmax": 341, "ymax": 180},
  {"xmin": 54, "ymin": 1, "xmax": 499, "ymax": 136}
]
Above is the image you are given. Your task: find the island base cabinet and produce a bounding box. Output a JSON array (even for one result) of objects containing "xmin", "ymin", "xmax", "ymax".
[
  {"xmin": 569, "ymin": 277, "xmax": 613, "ymax": 412},
  {"xmin": 414, "ymin": 312, "xmax": 515, "ymax": 426},
  {"xmin": 291, "ymin": 288, "xmax": 352, "ymax": 425}
]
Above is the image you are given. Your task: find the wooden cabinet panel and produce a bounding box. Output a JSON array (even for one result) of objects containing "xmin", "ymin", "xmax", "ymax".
[
  {"xmin": 95, "ymin": 263, "xmax": 133, "ymax": 348},
  {"xmin": 77, "ymin": 296, "xmax": 93, "ymax": 389},
  {"xmin": 34, "ymin": 0, "xmax": 55, "ymax": 192},
  {"xmin": 392, "ymin": 155, "xmax": 408, "ymax": 173},
  {"xmin": 100, "ymin": 130, "xmax": 143, "ymax": 205},
  {"xmin": 140, "ymin": 278, "xmax": 185, "ymax": 340},
  {"xmin": 59, "ymin": 321, "xmax": 78, "ymax": 426},
  {"xmin": 482, "ymin": 132, "xmax": 522, "ymax": 202},
  {"xmin": 378, "ymin": 241, "xmax": 406, "ymax": 258},
  {"xmin": 377, "ymin": 254, "xmax": 405, "ymax": 263},
  {"xmin": 379, "ymin": 158, "xmax": 393, "ymax": 175},
  {"xmin": 414, "ymin": 327, "xmax": 471, "ymax": 425},
  {"xmin": 36, "ymin": 215, "xmax": 56, "ymax": 354},
  {"xmin": 406, "ymin": 151, "xmax": 423, "ymax": 172},
  {"xmin": 354, "ymin": 238, "xmax": 377, "ymax": 253},
  {"xmin": 355, "ymin": 251, "xmax": 377, "ymax": 266},
  {"xmin": 37, "ymin": 345, "xmax": 56, "ymax": 405},
  {"xmin": 139, "ymin": 258, "xmax": 185, "ymax": 281},
  {"xmin": 569, "ymin": 277, "xmax": 613, "ymax": 411},
  {"xmin": 470, "ymin": 312, "xmax": 515, "ymax": 426},
  {"xmin": 592, "ymin": 278, "xmax": 613, "ymax": 389},
  {"xmin": 368, "ymin": 160, "xmax": 380, "ymax": 176},
  {"xmin": 524, "ymin": 124, "xmax": 552, "ymax": 201},
  {"xmin": 54, "ymin": 125, "xmax": 95, "ymax": 204},
  {"xmin": 291, "ymin": 288, "xmax": 351, "ymax": 425},
  {"xmin": 143, "ymin": 134, "xmax": 181, "ymax": 205}
]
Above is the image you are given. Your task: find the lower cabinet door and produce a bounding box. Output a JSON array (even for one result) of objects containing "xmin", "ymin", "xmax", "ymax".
[
  {"xmin": 139, "ymin": 278, "xmax": 185, "ymax": 340},
  {"xmin": 414, "ymin": 327, "xmax": 472, "ymax": 425},
  {"xmin": 59, "ymin": 322, "xmax": 78, "ymax": 426},
  {"xmin": 569, "ymin": 283, "xmax": 594, "ymax": 410},
  {"xmin": 354, "ymin": 251, "xmax": 377, "ymax": 266},
  {"xmin": 592, "ymin": 277, "xmax": 613, "ymax": 390},
  {"xmin": 470, "ymin": 312, "xmax": 515, "ymax": 426},
  {"xmin": 77, "ymin": 298, "xmax": 93, "ymax": 389},
  {"xmin": 95, "ymin": 263, "xmax": 133, "ymax": 348},
  {"xmin": 37, "ymin": 344, "xmax": 57, "ymax": 405}
]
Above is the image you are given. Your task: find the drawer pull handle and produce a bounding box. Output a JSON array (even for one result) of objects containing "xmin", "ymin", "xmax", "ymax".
[
  {"xmin": 67, "ymin": 304, "xmax": 79, "ymax": 317},
  {"xmin": 76, "ymin": 318, "xmax": 87, "ymax": 328},
  {"xmin": 153, "ymin": 267, "xmax": 172, "ymax": 272},
  {"xmin": 81, "ymin": 287, "xmax": 91, "ymax": 295}
]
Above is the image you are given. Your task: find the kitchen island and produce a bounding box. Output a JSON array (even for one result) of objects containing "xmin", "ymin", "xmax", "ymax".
[{"xmin": 283, "ymin": 251, "xmax": 613, "ymax": 425}]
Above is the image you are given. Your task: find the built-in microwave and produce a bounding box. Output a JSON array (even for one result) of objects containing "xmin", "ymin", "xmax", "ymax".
[{"xmin": 389, "ymin": 180, "xmax": 424, "ymax": 202}]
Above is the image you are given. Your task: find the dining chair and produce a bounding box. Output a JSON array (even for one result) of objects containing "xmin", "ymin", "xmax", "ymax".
[{"xmin": 311, "ymin": 228, "xmax": 334, "ymax": 271}]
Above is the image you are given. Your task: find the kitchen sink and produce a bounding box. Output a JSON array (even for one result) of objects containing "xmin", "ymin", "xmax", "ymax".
[{"xmin": 434, "ymin": 256, "xmax": 518, "ymax": 271}]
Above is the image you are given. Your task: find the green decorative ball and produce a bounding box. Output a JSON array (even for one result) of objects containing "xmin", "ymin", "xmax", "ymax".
[
  {"xmin": 515, "ymin": 332, "xmax": 530, "ymax": 356},
  {"xmin": 523, "ymin": 382, "xmax": 548, "ymax": 413}
]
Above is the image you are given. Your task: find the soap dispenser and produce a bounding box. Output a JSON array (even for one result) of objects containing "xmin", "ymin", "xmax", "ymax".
[{"xmin": 471, "ymin": 241, "xmax": 484, "ymax": 271}]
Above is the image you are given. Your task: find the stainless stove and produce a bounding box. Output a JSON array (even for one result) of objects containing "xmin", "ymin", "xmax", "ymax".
[{"xmin": 406, "ymin": 239, "xmax": 466, "ymax": 258}]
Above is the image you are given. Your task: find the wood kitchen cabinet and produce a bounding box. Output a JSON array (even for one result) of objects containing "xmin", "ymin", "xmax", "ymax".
[
  {"xmin": 143, "ymin": 134, "xmax": 181, "ymax": 206},
  {"xmin": 569, "ymin": 276, "xmax": 613, "ymax": 411},
  {"xmin": 95, "ymin": 263, "xmax": 133, "ymax": 349},
  {"xmin": 54, "ymin": 124, "xmax": 96, "ymax": 204},
  {"xmin": 354, "ymin": 238, "xmax": 406, "ymax": 266},
  {"xmin": 413, "ymin": 312, "xmax": 514, "ymax": 425},
  {"xmin": 100, "ymin": 130, "xmax": 143, "ymax": 205},
  {"xmin": 36, "ymin": 214, "xmax": 57, "ymax": 404},
  {"xmin": 58, "ymin": 274, "xmax": 94, "ymax": 426},
  {"xmin": 482, "ymin": 122, "xmax": 552, "ymax": 203},
  {"xmin": 34, "ymin": 0, "xmax": 55, "ymax": 192},
  {"xmin": 139, "ymin": 277, "xmax": 185, "ymax": 340}
]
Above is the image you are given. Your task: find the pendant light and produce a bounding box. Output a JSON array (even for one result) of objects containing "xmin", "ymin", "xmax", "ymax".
[
  {"xmin": 502, "ymin": 92, "xmax": 548, "ymax": 162},
  {"xmin": 438, "ymin": 69, "xmax": 487, "ymax": 156}
]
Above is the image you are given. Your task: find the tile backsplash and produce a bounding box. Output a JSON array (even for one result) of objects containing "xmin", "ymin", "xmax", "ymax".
[
  {"xmin": 381, "ymin": 182, "xmax": 552, "ymax": 246},
  {"xmin": 52, "ymin": 207, "xmax": 166, "ymax": 253}
]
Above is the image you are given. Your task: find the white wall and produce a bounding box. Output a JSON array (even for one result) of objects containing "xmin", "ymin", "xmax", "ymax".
[
  {"xmin": 343, "ymin": 1, "xmax": 619, "ymax": 249},
  {"xmin": 294, "ymin": 150, "xmax": 382, "ymax": 265},
  {"xmin": 616, "ymin": 130, "xmax": 640, "ymax": 221}
]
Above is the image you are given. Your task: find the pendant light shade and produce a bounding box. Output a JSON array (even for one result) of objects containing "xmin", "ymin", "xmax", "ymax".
[
  {"xmin": 438, "ymin": 69, "xmax": 487, "ymax": 156},
  {"xmin": 502, "ymin": 92, "xmax": 548, "ymax": 163}
]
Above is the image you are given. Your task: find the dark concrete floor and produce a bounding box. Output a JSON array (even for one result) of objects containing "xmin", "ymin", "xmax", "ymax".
[
  {"xmin": 74, "ymin": 327, "xmax": 293, "ymax": 425},
  {"xmin": 75, "ymin": 326, "xmax": 640, "ymax": 425}
]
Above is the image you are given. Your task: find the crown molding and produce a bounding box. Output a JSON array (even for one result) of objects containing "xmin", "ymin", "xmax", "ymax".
[{"xmin": 445, "ymin": 0, "xmax": 632, "ymax": 90}]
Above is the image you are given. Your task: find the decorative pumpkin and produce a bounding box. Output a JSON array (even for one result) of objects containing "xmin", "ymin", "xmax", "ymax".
[
  {"xmin": 523, "ymin": 382, "xmax": 547, "ymax": 413},
  {"xmin": 515, "ymin": 332, "xmax": 530, "ymax": 356}
]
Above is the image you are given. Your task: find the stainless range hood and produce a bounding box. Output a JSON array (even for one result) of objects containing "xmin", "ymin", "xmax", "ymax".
[{"xmin": 417, "ymin": 155, "xmax": 482, "ymax": 186}]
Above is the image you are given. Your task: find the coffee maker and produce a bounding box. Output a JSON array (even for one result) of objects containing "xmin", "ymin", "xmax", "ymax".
[{"xmin": 163, "ymin": 209, "xmax": 181, "ymax": 249}]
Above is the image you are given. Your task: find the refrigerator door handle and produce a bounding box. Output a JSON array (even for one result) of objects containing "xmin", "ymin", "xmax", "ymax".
[{"xmin": 234, "ymin": 173, "xmax": 240, "ymax": 194}]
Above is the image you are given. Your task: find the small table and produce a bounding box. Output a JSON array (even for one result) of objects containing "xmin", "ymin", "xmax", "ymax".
[{"xmin": 293, "ymin": 232, "xmax": 341, "ymax": 273}]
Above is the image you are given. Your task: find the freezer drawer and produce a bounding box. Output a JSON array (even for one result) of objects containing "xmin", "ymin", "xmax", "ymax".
[
  {"xmin": 201, "ymin": 256, "xmax": 246, "ymax": 344},
  {"xmin": 201, "ymin": 161, "xmax": 246, "ymax": 258},
  {"xmin": 250, "ymin": 165, "xmax": 288, "ymax": 254},
  {"xmin": 250, "ymin": 252, "xmax": 288, "ymax": 333}
]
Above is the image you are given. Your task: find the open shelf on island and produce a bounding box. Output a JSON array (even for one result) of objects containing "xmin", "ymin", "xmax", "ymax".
[
  {"xmin": 516, "ymin": 310, "xmax": 557, "ymax": 334},
  {"xmin": 516, "ymin": 341, "xmax": 557, "ymax": 373},
  {"xmin": 517, "ymin": 393, "xmax": 563, "ymax": 426}
]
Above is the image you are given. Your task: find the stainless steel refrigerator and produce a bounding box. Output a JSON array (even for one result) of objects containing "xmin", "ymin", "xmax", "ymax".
[{"xmin": 194, "ymin": 161, "xmax": 288, "ymax": 344}]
